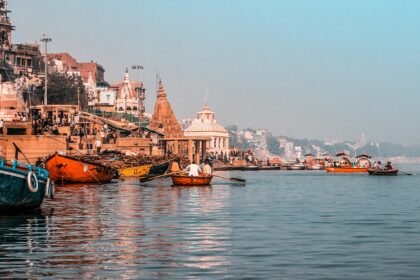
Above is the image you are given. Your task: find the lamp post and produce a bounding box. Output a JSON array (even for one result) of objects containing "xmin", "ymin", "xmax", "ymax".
[
  {"xmin": 131, "ymin": 65, "xmax": 145, "ymax": 135},
  {"xmin": 131, "ymin": 65, "xmax": 144, "ymax": 82},
  {"xmin": 40, "ymin": 34, "xmax": 52, "ymax": 106}
]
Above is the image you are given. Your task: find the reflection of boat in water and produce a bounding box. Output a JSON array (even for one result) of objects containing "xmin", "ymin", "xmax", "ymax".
[
  {"xmin": 45, "ymin": 153, "xmax": 117, "ymax": 183},
  {"xmin": 325, "ymin": 167, "xmax": 368, "ymax": 173},
  {"xmin": 368, "ymin": 168, "xmax": 398, "ymax": 176},
  {"xmin": 171, "ymin": 175, "xmax": 213, "ymax": 186},
  {"xmin": 0, "ymin": 159, "xmax": 53, "ymax": 210}
]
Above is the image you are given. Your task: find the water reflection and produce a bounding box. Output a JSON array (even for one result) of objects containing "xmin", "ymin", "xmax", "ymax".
[{"xmin": 0, "ymin": 180, "xmax": 233, "ymax": 278}]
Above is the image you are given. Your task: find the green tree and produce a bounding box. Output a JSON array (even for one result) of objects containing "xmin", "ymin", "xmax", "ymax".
[{"xmin": 33, "ymin": 72, "xmax": 88, "ymax": 109}]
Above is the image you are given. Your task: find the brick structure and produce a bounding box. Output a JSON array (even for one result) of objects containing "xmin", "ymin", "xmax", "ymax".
[{"xmin": 78, "ymin": 61, "xmax": 105, "ymax": 83}]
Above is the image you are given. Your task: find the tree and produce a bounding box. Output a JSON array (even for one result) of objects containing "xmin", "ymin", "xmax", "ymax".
[{"xmin": 33, "ymin": 72, "xmax": 88, "ymax": 109}]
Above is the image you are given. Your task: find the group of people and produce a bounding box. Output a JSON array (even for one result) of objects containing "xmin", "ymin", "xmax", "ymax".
[
  {"xmin": 373, "ymin": 161, "xmax": 394, "ymax": 170},
  {"xmin": 170, "ymin": 158, "xmax": 212, "ymax": 177}
]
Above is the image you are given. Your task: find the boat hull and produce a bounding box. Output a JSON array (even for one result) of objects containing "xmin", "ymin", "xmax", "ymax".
[
  {"xmin": 45, "ymin": 154, "xmax": 116, "ymax": 183},
  {"xmin": 119, "ymin": 164, "xmax": 151, "ymax": 177},
  {"xmin": 368, "ymin": 169, "xmax": 398, "ymax": 176},
  {"xmin": 325, "ymin": 167, "xmax": 368, "ymax": 173},
  {"xmin": 0, "ymin": 167, "xmax": 47, "ymax": 210},
  {"xmin": 171, "ymin": 175, "xmax": 213, "ymax": 186},
  {"xmin": 148, "ymin": 162, "xmax": 169, "ymax": 176}
]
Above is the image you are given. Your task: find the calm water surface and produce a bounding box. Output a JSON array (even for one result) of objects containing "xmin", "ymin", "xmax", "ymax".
[{"xmin": 1, "ymin": 166, "xmax": 420, "ymax": 279}]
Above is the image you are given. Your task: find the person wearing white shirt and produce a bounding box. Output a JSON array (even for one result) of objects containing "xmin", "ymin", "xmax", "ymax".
[{"xmin": 185, "ymin": 161, "xmax": 202, "ymax": 177}]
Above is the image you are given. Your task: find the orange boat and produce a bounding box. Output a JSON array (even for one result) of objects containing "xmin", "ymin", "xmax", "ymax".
[
  {"xmin": 45, "ymin": 153, "xmax": 118, "ymax": 183},
  {"xmin": 325, "ymin": 167, "xmax": 368, "ymax": 173},
  {"xmin": 171, "ymin": 175, "xmax": 213, "ymax": 186}
]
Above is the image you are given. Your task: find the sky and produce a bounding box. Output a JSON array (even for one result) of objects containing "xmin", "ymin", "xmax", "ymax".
[{"xmin": 9, "ymin": 0, "xmax": 420, "ymax": 145}]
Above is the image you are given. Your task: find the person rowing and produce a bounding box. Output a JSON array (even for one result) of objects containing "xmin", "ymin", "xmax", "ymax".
[{"xmin": 185, "ymin": 160, "xmax": 202, "ymax": 177}]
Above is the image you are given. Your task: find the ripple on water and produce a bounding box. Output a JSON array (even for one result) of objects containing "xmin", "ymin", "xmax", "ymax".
[{"xmin": 1, "ymin": 171, "xmax": 420, "ymax": 278}]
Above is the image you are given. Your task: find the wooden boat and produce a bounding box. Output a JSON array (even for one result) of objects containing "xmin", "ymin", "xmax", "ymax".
[
  {"xmin": 0, "ymin": 159, "xmax": 53, "ymax": 210},
  {"xmin": 45, "ymin": 153, "xmax": 118, "ymax": 183},
  {"xmin": 241, "ymin": 165, "xmax": 260, "ymax": 171},
  {"xmin": 307, "ymin": 164, "xmax": 324, "ymax": 170},
  {"xmin": 368, "ymin": 168, "xmax": 398, "ymax": 176},
  {"xmin": 119, "ymin": 164, "xmax": 152, "ymax": 177},
  {"xmin": 171, "ymin": 175, "xmax": 213, "ymax": 186},
  {"xmin": 289, "ymin": 163, "xmax": 306, "ymax": 170},
  {"xmin": 325, "ymin": 167, "xmax": 368, "ymax": 173},
  {"xmin": 148, "ymin": 162, "xmax": 170, "ymax": 176},
  {"xmin": 259, "ymin": 166, "xmax": 281, "ymax": 170}
]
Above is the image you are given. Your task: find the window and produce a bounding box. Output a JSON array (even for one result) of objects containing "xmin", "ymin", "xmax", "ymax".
[
  {"xmin": 27, "ymin": 59, "xmax": 32, "ymax": 67},
  {"xmin": 16, "ymin": 57, "xmax": 21, "ymax": 66}
]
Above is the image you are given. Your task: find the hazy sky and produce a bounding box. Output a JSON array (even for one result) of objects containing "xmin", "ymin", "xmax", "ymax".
[{"xmin": 9, "ymin": 0, "xmax": 420, "ymax": 145}]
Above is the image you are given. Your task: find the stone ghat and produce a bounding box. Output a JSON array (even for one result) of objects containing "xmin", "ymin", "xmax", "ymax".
[{"xmin": 0, "ymin": 135, "xmax": 162, "ymax": 164}]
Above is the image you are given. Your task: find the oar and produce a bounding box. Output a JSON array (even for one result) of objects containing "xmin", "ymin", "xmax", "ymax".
[
  {"xmin": 399, "ymin": 171, "xmax": 413, "ymax": 176},
  {"xmin": 213, "ymin": 174, "xmax": 246, "ymax": 183},
  {"xmin": 139, "ymin": 171, "xmax": 180, "ymax": 183}
]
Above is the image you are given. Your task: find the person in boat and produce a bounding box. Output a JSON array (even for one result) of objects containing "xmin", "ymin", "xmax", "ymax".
[
  {"xmin": 384, "ymin": 161, "xmax": 393, "ymax": 170},
  {"xmin": 202, "ymin": 159, "xmax": 212, "ymax": 176},
  {"xmin": 377, "ymin": 161, "xmax": 382, "ymax": 169},
  {"xmin": 170, "ymin": 157, "xmax": 182, "ymax": 173},
  {"xmin": 185, "ymin": 160, "xmax": 202, "ymax": 177}
]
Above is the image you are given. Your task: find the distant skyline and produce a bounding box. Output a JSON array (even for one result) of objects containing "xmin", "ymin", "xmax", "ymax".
[{"xmin": 9, "ymin": 0, "xmax": 420, "ymax": 145}]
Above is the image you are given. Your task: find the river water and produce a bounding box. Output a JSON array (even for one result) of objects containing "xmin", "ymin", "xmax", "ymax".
[{"xmin": 1, "ymin": 166, "xmax": 420, "ymax": 279}]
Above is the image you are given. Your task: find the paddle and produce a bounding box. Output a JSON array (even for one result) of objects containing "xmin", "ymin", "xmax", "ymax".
[
  {"xmin": 213, "ymin": 174, "xmax": 246, "ymax": 183},
  {"xmin": 139, "ymin": 171, "xmax": 179, "ymax": 183},
  {"xmin": 399, "ymin": 171, "xmax": 413, "ymax": 176}
]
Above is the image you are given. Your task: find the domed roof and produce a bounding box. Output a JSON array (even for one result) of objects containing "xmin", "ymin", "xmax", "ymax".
[
  {"xmin": 184, "ymin": 120, "xmax": 228, "ymax": 133},
  {"xmin": 184, "ymin": 102, "xmax": 228, "ymax": 134}
]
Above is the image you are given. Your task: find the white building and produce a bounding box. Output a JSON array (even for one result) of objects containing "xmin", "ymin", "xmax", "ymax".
[
  {"xmin": 184, "ymin": 103, "xmax": 230, "ymax": 155},
  {"xmin": 114, "ymin": 69, "xmax": 143, "ymax": 113}
]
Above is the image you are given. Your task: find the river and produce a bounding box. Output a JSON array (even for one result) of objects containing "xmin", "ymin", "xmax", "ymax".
[{"xmin": 1, "ymin": 166, "xmax": 420, "ymax": 279}]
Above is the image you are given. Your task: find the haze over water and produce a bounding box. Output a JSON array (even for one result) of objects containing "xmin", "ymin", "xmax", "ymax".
[{"xmin": 1, "ymin": 168, "xmax": 420, "ymax": 279}]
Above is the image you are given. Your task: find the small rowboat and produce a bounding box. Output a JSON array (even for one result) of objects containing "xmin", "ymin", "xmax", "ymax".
[
  {"xmin": 0, "ymin": 159, "xmax": 53, "ymax": 210},
  {"xmin": 368, "ymin": 169, "xmax": 398, "ymax": 176},
  {"xmin": 171, "ymin": 175, "xmax": 213, "ymax": 186},
  {"xmin": 325, "ymin": 167, "xmax": 368, "ymax": 173},
  {"xmin": 45, "ymin": 153, "xmax": 117, "ymax": 184}
]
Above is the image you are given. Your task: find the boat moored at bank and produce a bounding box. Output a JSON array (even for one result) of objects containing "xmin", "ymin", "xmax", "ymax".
[
  {"xmin": 0, "ymin": 159, "xmax": 54, "ymax": 210},
  {"xmin": 45, "ymin": 153, "xmax": 118, "ymax": 184}
]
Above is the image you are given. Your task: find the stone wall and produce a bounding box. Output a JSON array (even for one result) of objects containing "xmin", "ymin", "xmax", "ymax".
[{"xmin": 0, "ymin": 135, "xmax": 66, "ymax": 164}]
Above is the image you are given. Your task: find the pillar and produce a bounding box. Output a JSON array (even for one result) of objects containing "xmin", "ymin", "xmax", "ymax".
[
  {"xmin": 174, "ymin": 139, "xmax": 179, "ymax": 154},
  {"xmin": 187, "ymin": 139, "xmax": 193, "ymax": 163},
  {"xmin": 201, "ymin": 140, "xmax": 207, "ymax": 161}
]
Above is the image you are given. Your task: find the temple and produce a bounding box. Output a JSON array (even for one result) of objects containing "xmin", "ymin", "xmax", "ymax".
[
  {"xmin": 184, "ymin": 102, "xmax": 229, "ymax": 155},
  {"xmin": 149, "ymin": 79, "xmax": 183, "ymax": 138}
]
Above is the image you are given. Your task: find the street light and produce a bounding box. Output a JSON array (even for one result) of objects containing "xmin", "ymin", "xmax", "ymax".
[
  {"xmin": 131, "ymin": 65, "xmax": 145, "ymax": 135},
  {"xmin": 40, "ymin": 34, "xmax": 52, "ymax": 106},
  {"xmin": 131, "ymin": 65, "xmax": 144, "ymax": 82}
]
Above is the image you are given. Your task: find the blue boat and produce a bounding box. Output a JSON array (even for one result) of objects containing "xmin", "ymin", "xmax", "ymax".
[{"xmin": 0, "ymin": 159, "xmax": 54, "ymax": 211}]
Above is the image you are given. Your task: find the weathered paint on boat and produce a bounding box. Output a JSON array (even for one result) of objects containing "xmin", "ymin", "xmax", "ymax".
[
  {"xmin": 325, "ymin": 167, "xmax": 368, "ymax": 173},
  {"xmin": 119, "ymin": 164, "xmax": 152, "ymax": 177},
  {"xmin": 368, "ymin": 169, "xmax": 398, "ymax": 176},
  {"xmin": 0, "ymin": 160, "xmax": 49, "ymax": 210},
  {"xmin": 45, "ymin": 153, "xmax": 117, "ymax": 183},
  {"xmin": 171, "ymin": 175, "xmax": 213, "ymax": 186}
]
